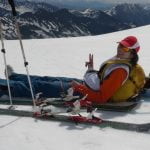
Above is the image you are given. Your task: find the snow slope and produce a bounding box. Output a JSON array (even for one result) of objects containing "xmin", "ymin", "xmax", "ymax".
[
  {"xmin": 0, "ymin": 25, "xmax": 150, "ymax": 78},
  {"xmin": 0, "ymin": 25, "xmax": 150, "ymax": 150}
]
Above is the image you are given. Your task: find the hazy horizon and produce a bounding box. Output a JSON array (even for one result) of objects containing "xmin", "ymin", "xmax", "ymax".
[
  {"xmin": 2, "ymin": 0, "xmax": 150, "ymax": 10},
  {"xmin": 26, "ymin": 0, "xmax": 150, "ymax": 4}
]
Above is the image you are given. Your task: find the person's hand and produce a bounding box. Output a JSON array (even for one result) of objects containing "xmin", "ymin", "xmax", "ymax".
[
  {"xmin": 85, "ymin": 53, "xmax": 94, "ymax": 70},
  {"xmin": 71, "ymin": 80, "xmax": 80, "ymax": 89}
]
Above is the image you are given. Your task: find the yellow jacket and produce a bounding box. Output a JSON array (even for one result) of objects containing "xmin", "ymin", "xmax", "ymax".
[{"xmin": 99, "ymin": 59, "xmax": 146, "ymax": 102}]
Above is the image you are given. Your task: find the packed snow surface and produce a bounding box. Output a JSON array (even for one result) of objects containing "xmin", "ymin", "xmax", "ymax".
[{"xmin": 0, "ymin": 25, "xmax": 150, "ymax": 150}]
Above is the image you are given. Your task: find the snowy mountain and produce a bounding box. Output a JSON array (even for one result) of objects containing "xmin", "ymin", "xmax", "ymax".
[
  {"xmin": 0, "ymin": 1, "xmax": 60, "ymax": 39},
  {"xmin": 70, "ymin": 9, "xmax": 109, "ymax": 19},
  {"xmin": 1, "ymin": 2, "xmax": 150, "ymax": 39},
  {"xmin": 0, "ymin": 1, "xmax": 130, "ymax": 39},
  {"xmin": 17, "ymin": 0, "xmax": 114, "ymax": 10},
  {"xmin": 0, "ymin": 24, "xmax": 150, "ymax": 150},
  {"xmin": 0, "ymin": 0, "xmax": 58, "ymax": 16},
  {"xmin": 14, "ymin": 1, "xmax": 59, "ymax": 14},
  {"xmin": 106, "ymin": 3, "xmax": 150, "ymax": 27}
]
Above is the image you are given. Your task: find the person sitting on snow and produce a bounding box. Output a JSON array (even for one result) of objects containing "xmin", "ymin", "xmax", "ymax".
[
  {"xmin": 0, "ymin": 36, "xmax": 148, "ymax": 104},
  {"xmin": 72, "ymin": 36, "xmax": 146, "ymax": 105}
]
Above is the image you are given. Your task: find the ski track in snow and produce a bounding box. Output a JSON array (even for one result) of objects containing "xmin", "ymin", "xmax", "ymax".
[
  {"xmin": 0, "ymin": 115, "xmax": 150, "ymax": 150},
  {"xmin": 0, "ymin": 25, "xmax": 150, "ymax": 150}
]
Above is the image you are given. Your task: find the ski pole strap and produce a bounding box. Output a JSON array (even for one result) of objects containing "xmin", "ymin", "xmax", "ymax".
[{"xmin": 8, "ymin": 0, "xmax": 17, "ymax": 16}]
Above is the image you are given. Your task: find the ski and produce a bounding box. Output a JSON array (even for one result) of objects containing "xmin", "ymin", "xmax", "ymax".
[
  {"xmin": 0, "ymin": 97, "xmax": 140, "ymax": 112},
  {"xmin": 36, "ymin": 98, "xmax": 140, "ymax": 112},
  {"xmin": 0, "ymin": 105, "xmax": 150, "ymax": 132}
]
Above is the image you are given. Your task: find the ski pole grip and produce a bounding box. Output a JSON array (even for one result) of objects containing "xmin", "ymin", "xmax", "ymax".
[{"xmin": 8, "ymin": 0, "xmax": 17, "ymax": 16}]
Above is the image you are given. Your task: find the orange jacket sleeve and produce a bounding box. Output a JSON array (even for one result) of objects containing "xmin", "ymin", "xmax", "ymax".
[{"xmin": 73, "ymin": 68, "xmax": 128, "ymax": 104}]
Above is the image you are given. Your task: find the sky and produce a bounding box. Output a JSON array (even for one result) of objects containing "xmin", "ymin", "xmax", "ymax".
[
  {"xmin": 88, "ymin": 0, "xmax": 150, "ymax": 3},
  {"xmin": 27, "ymin": 0, "xmax": 150, "ymax": 4},
  {"xmin": 14, "ymin": 0, "xmax": 150, "ymax": 10},
  {"xmin": 50, "ymin": 0, "xmax": 149, "ymax": 4}
]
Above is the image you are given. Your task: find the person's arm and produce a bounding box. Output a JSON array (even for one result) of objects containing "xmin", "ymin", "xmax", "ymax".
[{"xmin": 73, "ymin": 68, "xmax": 128, "ymax": 104}]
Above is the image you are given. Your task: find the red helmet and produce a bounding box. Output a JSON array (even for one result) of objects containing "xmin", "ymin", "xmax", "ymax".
[{"xmin": 118, "ymin": 36, "xmax": 140, "ymax": 53}]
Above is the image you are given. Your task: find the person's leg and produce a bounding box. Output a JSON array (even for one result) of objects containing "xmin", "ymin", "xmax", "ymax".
[
  {"xmin": 9, "ymin": 73, "xmax": 82, "ymax": 83},
  {"xmin": 32, "ymin": 80, "xmax": 72, "ymax": 98},
  {"xmin": 9, "ymin": 73, "xmax": 45, "ymax": 82},
  {"xmin": 0, "ymin": 78, "xmax": 83, "ymax": 98},
  {"xmin": 0, "ymin": 78, "xmax": 31, "ymax": 98}
]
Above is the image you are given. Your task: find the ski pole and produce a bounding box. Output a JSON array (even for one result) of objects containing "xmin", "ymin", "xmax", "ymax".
[
  {"xmin": 7, "ymin": 0, "xmax": 36, "ymax": 108},
  {"xmin": 0, "ymin": 17, "xmax": 14, "ymax": 108}
]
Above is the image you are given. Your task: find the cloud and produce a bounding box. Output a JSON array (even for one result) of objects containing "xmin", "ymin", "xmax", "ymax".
[
  {"xmin": 28, "ymin": 0, "xmax": 150, "ymax": 4},
  {"xmin": 51, "ymin": 0, "xmax": 150, "ymax": 3},
  {"xmin": 98, "ymin": 0, "xmax": 150, "ymax": 3}
]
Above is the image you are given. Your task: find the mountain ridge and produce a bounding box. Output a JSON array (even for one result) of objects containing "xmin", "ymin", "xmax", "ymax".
[{"xmin": 1, "ymin": 1, "xmax": 150, "ymax": 39}]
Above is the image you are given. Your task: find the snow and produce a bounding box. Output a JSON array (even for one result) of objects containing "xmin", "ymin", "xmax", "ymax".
[
  {"xmin": 0, "ymin": 25, "xmax": 150, "ymax": 150},
  {"xmin": 0, "ymin": 115, "xmax": 149, "ymax": 150},
  {"xmin": 16, "ymin": 6, "xmax": 34, "ymax": 14}
]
